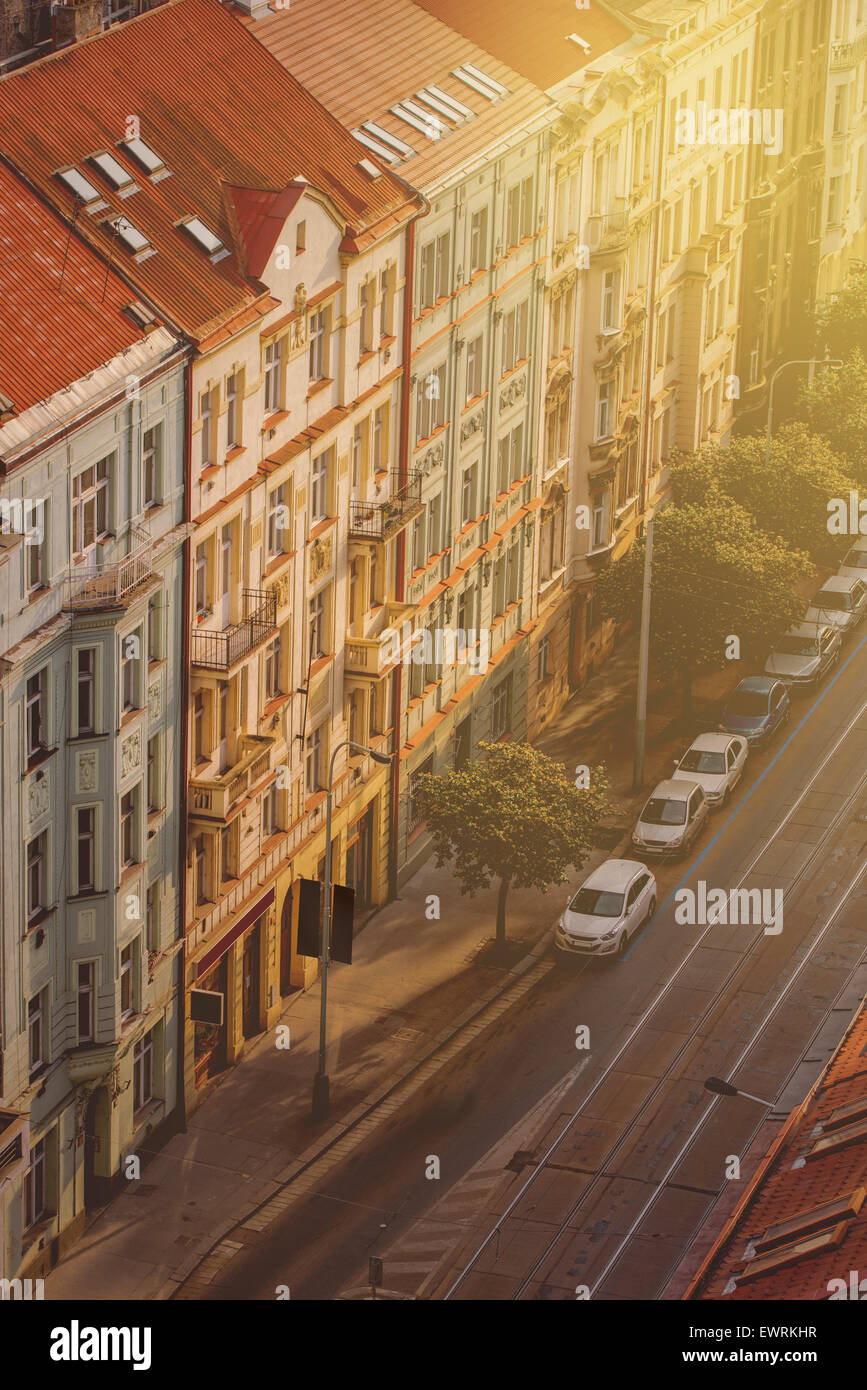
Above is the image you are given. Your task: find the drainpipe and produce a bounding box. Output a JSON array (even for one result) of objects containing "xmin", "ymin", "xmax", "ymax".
[
  {"xmin": 177, "ymin": 351, "xmax": 193, "ymax": 1130},
  {"xmin": 638, "ymin": 67, "xmax": 668, "ymax": 515}
]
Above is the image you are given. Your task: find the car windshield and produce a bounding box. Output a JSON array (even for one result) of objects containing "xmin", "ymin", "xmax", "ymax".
[
  {"xmin": 776, "ymin": 636, "xmax": 818, "ymax": 656},
  {"xmin": 815, "ymin": 591, "xmax": 851, "ymax": 612},
  {"xmin": 679, "ymin": 750, "xmax": 726, "ymax": 774},
  {"xmin": 728, "ymin": 691, "xmax": 769, "ymax": 716},
  {"xmin": 842, "ymin": 550, "xmax": 867, "ymax": 570},
  {"xmin": 641, "ymin": 797, "xmax": 686, "ymax": 826},
  {"xmin": 568, "ymin": 887, "xmax": 623, "ymax": 917}
]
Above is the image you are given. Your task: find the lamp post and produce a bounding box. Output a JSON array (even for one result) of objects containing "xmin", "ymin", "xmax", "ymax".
[
  {"xmin": 704, "ymin": 1075, "xmax": 775, "ymax": 1109},
  {"xmin": 764, "ymin": 357, "xmax": 842, "ymax": 468},
  {"xmin": 312, "ymin": 739, "xmax": 391, "ymax": 1121}
]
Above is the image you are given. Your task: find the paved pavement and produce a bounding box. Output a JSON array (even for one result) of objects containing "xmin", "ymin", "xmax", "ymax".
[{"xmin": 45, "ymin": 641, "xmax": 745, "ymax": 1300}]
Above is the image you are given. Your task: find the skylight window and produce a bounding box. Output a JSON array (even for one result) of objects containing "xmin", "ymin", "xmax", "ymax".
[
  {"xmin": 122, "ymin": 136, "xmax": 165, "ymax": 175},
  {"xmin": 352, "ymin": 129, "xmax": 401, "ymax": 165},
  {"xmin": 361, "ymin": 121, "xmax": 415, "ymax": 157},
  {"xmin": 107, "ymin": 215, "xmax": 149, "ymax": 253},
  {"xmin": 357, "ymin": 158, "xmax": 383, "ymax": 180},
  {"xmin": 90, "ymin": 150, "xmax": 136, "ymax": 191},
  {"xmin": 391, "ymin": 102, "xmax": 444, "ymax": 140},
  {"xmin": 416, "ymin": 87, "xmax": 473, "ymax": 122},
  {"xmin": 452, "ymin": 63, "xmax": 509, "ymax": 101},
  {"xmin": 181, "ymin": 216, "xmax": 224, "ymax": 255},
  {"xmin": 56, "ymin": 167, "xmax": 102, "ymax": 205}
]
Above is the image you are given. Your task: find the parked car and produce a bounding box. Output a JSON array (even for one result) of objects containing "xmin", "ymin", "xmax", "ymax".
[
  {"xmin": 631, "ymin": 778, "xmax": 709, "ymax": 859},
  {"xmin": 720, "ymin": 676, "xmax": 790, "ymax": 746},
  {"xmin": 671, "ymin": 732, "xmax": 748, "ymax": 808},
  {"xmin": 554, "ymin": 859, "xmax": 657, "ymax": 958},
  {"xmin": 804, "ymin": 575, "xmax": 867, "ymax": 637},
  {"xmin": 764, "ymin": 621, "xmax": 841, "ymax": 688},
  {"xmin": 837, "ymin": 537, "xmax": 867, "ymax": 582}
]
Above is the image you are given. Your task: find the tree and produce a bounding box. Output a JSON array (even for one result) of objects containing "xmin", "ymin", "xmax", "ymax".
[
  {"xmin": 813, "ymin": 264, "xmax": 867, "ymax": 359},
  {"xmin": 595, "ymin": 498, "xmax": 808, "ymax": 713},
  {"xmin": 670, "ymin": 424, "xmax": 855, "ymax": 565},
  {"xmin": 797, "ymin": 352, "xmax": 867, "ymax": 484},
  {"xmin": 411, "ymin": 741, "xmax": 610, "ymax": 952}
]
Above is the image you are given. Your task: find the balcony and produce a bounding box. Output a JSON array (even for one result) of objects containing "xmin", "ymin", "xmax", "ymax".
[
  {"xmin": 0, "ymin": 1108, "xmax": 28, "ymax": 1181},
  {"xmin": 345, "ymin": 601, "xmax": 415, "ymax": 679},
  {"xmin": 190, "ymin": 735, "xmax": 275, "ymax": 821},
  {"xmin": 585, "ymin": 209, "xmax": 629, "ymax": 253},
  {"xmin": 63, "ymin": 525, "xmax": 153, "ymax": 611},
  {"xmin": 191, "ymin": 590, "xmax": 277, "ymax": 671},
  {"xmin": 831, "ymin": 29, "xmax": 867, "ymax": 69},
  {"xmin": 348, "ymin": 470, "xmax": 423, "ymax": 541}
]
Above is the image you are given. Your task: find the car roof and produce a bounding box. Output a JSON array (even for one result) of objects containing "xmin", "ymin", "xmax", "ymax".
[
  {"xmin": 818, "ymin": 575, "xmax": 861, "ymax": 593},
  {"xmin": 844, "ymin": 536, "xmax": 867, "ymax": 552},
  {"xmin": 583, "ymin": 858, "xmax": 647, "ymax": 892},
  {"xmin": 782, "ymin": 621, "xmax": 829, "ymax": 640},
  {"xmin": 647, "ymin": 778, "xmax": 695, "ymax": 801},
  {"xmin": 735, "ymin": 676, "xmax": 775, "ymax": 692},
  {"xmin": 685, "ymin": 732, "xmax": 733, "ymax": 752}
]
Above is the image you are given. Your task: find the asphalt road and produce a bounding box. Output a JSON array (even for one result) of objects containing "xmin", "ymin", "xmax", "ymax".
[{"xmin": 193, "ymin": 630, "xmax": 867, "ymax": 1300}]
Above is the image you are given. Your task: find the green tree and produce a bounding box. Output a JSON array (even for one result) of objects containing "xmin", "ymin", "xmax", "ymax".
[
  {"xmin": 670, "ymin": 424, "xmax": 854, "ymax": 565},
  {"xmin": 813, "ymin": 264, "xmax": 867, "ymax": 358},
  {"xmin": 412, "ymin": 741, "xmax": 610, "ymax": 953},
  {"xmin": 797, "ymin": 352, "xmax": 867, "ymax": 484},
  {"xmin": 595, "ymin": 498, "xmax": 808, "ymax": 713}
]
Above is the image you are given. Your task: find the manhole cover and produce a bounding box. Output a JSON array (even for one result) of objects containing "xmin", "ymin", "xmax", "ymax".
[{"xmin": 391, "ymin": 1027, "xmax": 421, "ymax": 1042}]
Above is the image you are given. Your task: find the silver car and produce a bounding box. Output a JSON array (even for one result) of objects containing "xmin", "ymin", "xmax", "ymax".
[
  {"xmin": 804, "ymin": 576, "xmax": 867, "ymax": 637},
  {"xmin": 632, "ymin": 778, "xmax": 709, "ymax": 859},
  {"xmin": 672, "ymin": 732, "xmax": 748, "ymax": 809},
  {"xmin": 554, "ymin": 858, "xmax": 657, "ymax": 958},
  {"xmin": 764, "ymin": 621, "xmax": 841, "ymax": 687}
]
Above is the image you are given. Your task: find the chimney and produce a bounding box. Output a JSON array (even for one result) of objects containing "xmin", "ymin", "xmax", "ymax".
[
  {"xmin": 231, "ymin": 0, "xmax": 273, "ymax": 20},
  {"xmin": 52, "ymin": 0, "xmax": 103, "ymax": 49}
]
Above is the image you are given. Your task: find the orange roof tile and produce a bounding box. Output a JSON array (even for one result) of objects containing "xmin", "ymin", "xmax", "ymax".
[
  {"xmin": 689, "ymin": 1000, "xmax": 867, "ymax": 1300},
  {"xmin": 0, "ymin": 0, "xmax": 421, "ymax": 344},
  {"xmin": 0, "ymin": 160, "xmax": 158, "ymax": 418}
]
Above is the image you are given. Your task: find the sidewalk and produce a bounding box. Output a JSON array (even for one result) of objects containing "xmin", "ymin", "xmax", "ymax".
[{"xmin": 45, "ymin": 639, "xmax": 745, "ymax": 1301}]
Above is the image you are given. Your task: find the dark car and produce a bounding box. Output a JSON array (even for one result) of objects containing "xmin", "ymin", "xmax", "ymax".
[{"xmin": 721, "ymin": 676, "xmax": 790, "ymax": 747}]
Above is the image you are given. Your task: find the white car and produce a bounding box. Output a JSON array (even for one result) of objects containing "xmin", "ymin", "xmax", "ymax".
[
  {"xmin": 764, "ymin": 621, "xmax": 841, "ymax": 687},
  {"xmin": 838, "ymin": 537, "xmax": 867, "ymax": 582},
  {"xmin": 671, "ymin": 732, "xmax": 748, "ymax": 809},
  {"xmin": 804, "ymin": 575, "xmax": 867, "ymax": 637},
  {"xmin": 554, "ymin": 859, "xmax": 657, "ymax": 958},
  {"xmin": 632, "ymin": 778, "xmax": 709, "ymax": 859}
]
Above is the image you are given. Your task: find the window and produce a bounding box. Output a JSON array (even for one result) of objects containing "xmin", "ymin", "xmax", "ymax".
[
  {"xmin": 310, "ymin": 448, "xmax": 331, "ymax": 522},
  {"xmin": 194, "ymin": 834, "xmax": 208, "ymax": 906},
  {"xmin": 226, "ymin": 371, "xmax": 242, "ymax": 448},
  {"xmin": 267, "ymin": 483, "xmax": 289, "ymax": 556},
  {"xmin": 264, "ymin": 338, "xmax": 284, "ymax": 414},
  {"xmin": 416, "ymin": 364, "xmax": 446, "ymax": 442},
  {"xmin": 26, "ymin": 668, "xmax": 46, "ymax": 760},
  {"xmin": 77, "ymin": 808, "xmax": 95, "ymax": 893},
  {"xmin": 77, "ymin": 962, "xmax": 94, "ymax": 1043},
  {"xmin": 107, "ymin": 215, "xmax": 149, "ymax": 254},
  {"xmin": 72, "ymin": 455, "xmax": 110, "ymax": 555},
  {"xmin": 470, "ymin": 205, "xmax": 489, "ymax": 273},
  {"xmin": 491, "ymin": 675, "xmax": 513, "ymax": 740},
  {"xmin": 143, "ymin": 424, "xmax": 161, "ymax": 508},
  {"xmin": 72, "ymin": 647, "xmax": 95, "ymax": 737},
  {"xmin": 592, "ymin": 494, "xmax": 611, "ymax": 550},
  {"xmin": 502, "ymin": 300, "xmax": 529, "ymax": 373},
  {"xmin": 121, "ymin": 632, "xmax": 140, "ymax": 712},
  {"xmin": 264, "ymin": 634, "xmax": 282, "ymax": 699},
  {"xmin": 124, "ymin": 136, "xmax": 165, "ymax": 176},
  {"xmin": 596, "ymin": 380, "xmax": 613, "ymax": 440},
  {"xmin": 546, "ymin": 393, "xmax": 571, "ymax": 471},
  {"xmin": 121, "ymin": 789, "xmax": 138, "ymax": 868},
  {"xmin": 28, "ymin": 991, "xmax": 46, "ymax": 1080},
  {"xmin": 133, "ymin": 1030, "xmax": 154, "ymax": 1111},
  {"xmin": 24, "ymin": 1137, "xmax": 46, "ymax": 1227},
  {"xmin": 540, "ymin": 506, "xmax": 565, "ymax": 583},
  {"xmin": 262, "ymin": 782, "xmax": 280, "ymax": 837},
  {"xmin": 601, "ymin": 269, "xmax": 620, "ymax": 331},
  {"xmin": 461, "ymin": 462, "xmax": 478, "ymax": 525},
  {"xmin": 221, "ymin": 525, "xmax": 232, "ymax": 604},
  {"xmin": 506, "ymin": 176, "xmax": 533, "ymax": 247},
  {"xmin": 193, "ymin": 691, "xmax": 207, "ymax": 763},
  {"xmin": 199, "ymin": 389, "xmax": 218, "ymax": 469},
  {"xmin": 296, "ymin": 220, "xmax": 306, "ymax": 255},
  {"xmin": 220, "ymin": 824, "xmax": 236, "ymax": 883},
  {"xmin": 555, "ymin": 168, "xmax": 580, "ymax": 241},
  {"xmin": 309, "ymin": 306, "xmax": 331, "ymax": 382},
  {"xmin": 373, "ymin": 403, "xmax": 390, "ymax": 472},
  {"xmin": 26, "ymin": 832, "xmax": 46, "ymax": 922},
  {"xmin": 497, "ymin": 422, "xmax": 524, "ymax": 494},
  {"xmin": 309, "ymin": 590, "xmax": 326, "ymax": 660},
  {"xmin": 427, "ymin": 492, "xmax": 442, "ymax": 559},
  {"xmin": 120, "ymin": 941, "xmax": 136, "ymax": 1018},
  {"xmin": 359, "ymin": 278, "xmax": 374, "ymax": 354},
  {"xmin": 305, "ymin": 725, "xmax": 322, "ymax": 794},
  {"xmin": 379, "ymin": 263, "xmax": 395, "ymax": 338},
  {"xmin": 147, "ymin": 734, "xmax": 160, "ymax": 813},
  {"xmin": 550, "ymin": 283, "xmax": 574, "ymax": 359},
  {"xmin": 26, "ymin": 510, "xmax": 44, "ymax": 592},
  {"xmin": 352, "ymin": 419, "xmax": 368, "ymax": 492},
  {"xmin": 828, "ymin": 176, "xmax": 843, "ymax": 226},
  {"xmin": 538, "ymin": 636, "xmax": 551, "ymax": 680},
  {"xmin": 419, "ymin": 232, "xmax": 450, "ymax": 308},
  {"xmin": 181, "ymin": 216, "xmax": 224, "ymax": 256},
  {"xmin": 466, "ymin": 335, "xmax": 483, "ymax": 401},
  {"xmin": 194, "ymin": 542, "xmax": 209, "ymax": 617},
  {"xmin": 412, "ymin": 514, "xmax": 426, "ymax": 572}
]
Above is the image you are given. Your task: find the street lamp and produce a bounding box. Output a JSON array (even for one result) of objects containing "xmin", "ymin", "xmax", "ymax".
[
  {"xmin": 633, "ymin": 498, "xmax": 669, "ymax": 791},
  {"xmin": 704, "ymin": 1075, "xmax": 775, "ymax": 1109},
  {"xmin": 312, "ymin": 739, "xmax": 391, "ymax": 1120},
  {"xmin": 764, "ymin": 357, "xmax": 842, "ymax": 467}
]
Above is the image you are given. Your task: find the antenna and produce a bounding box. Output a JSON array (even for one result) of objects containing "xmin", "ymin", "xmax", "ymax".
[{"xmin": 58, "ymin": 195, "xmax": 85, "ymax": 294}]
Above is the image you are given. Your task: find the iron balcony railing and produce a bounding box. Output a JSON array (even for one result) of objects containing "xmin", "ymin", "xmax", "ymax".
[
  {"xmin": 348, "ymin": 470, "xmax": 423, "ymax": 540},
  {"xmin": 191, "ymin": 589, "xmax": 277, "ymax": 671},
  {"xmin": 63, "ymin": 525, "xmax": 153, "ymax": 610}
]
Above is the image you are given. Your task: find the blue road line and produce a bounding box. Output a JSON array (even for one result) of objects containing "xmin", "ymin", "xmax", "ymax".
[{"xmin": 619, "ymin": 627, "xmax": 867, "ymax": 960}]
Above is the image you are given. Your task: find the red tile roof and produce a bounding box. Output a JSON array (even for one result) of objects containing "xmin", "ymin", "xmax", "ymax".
[
  {"xmin": 0, "ymin": 0, "xmax": 421, "ymax": 344},
  {"xmin": 409, "ymin": 0, "xmax": 633, "ymax": 90},
  {"xmin": 688, "ymin": 1001, "xmax": 867, "ymax": 1300},
  {"xmin": 0, "ymin": 160, "xmax": 156, "ymax": 417}
]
